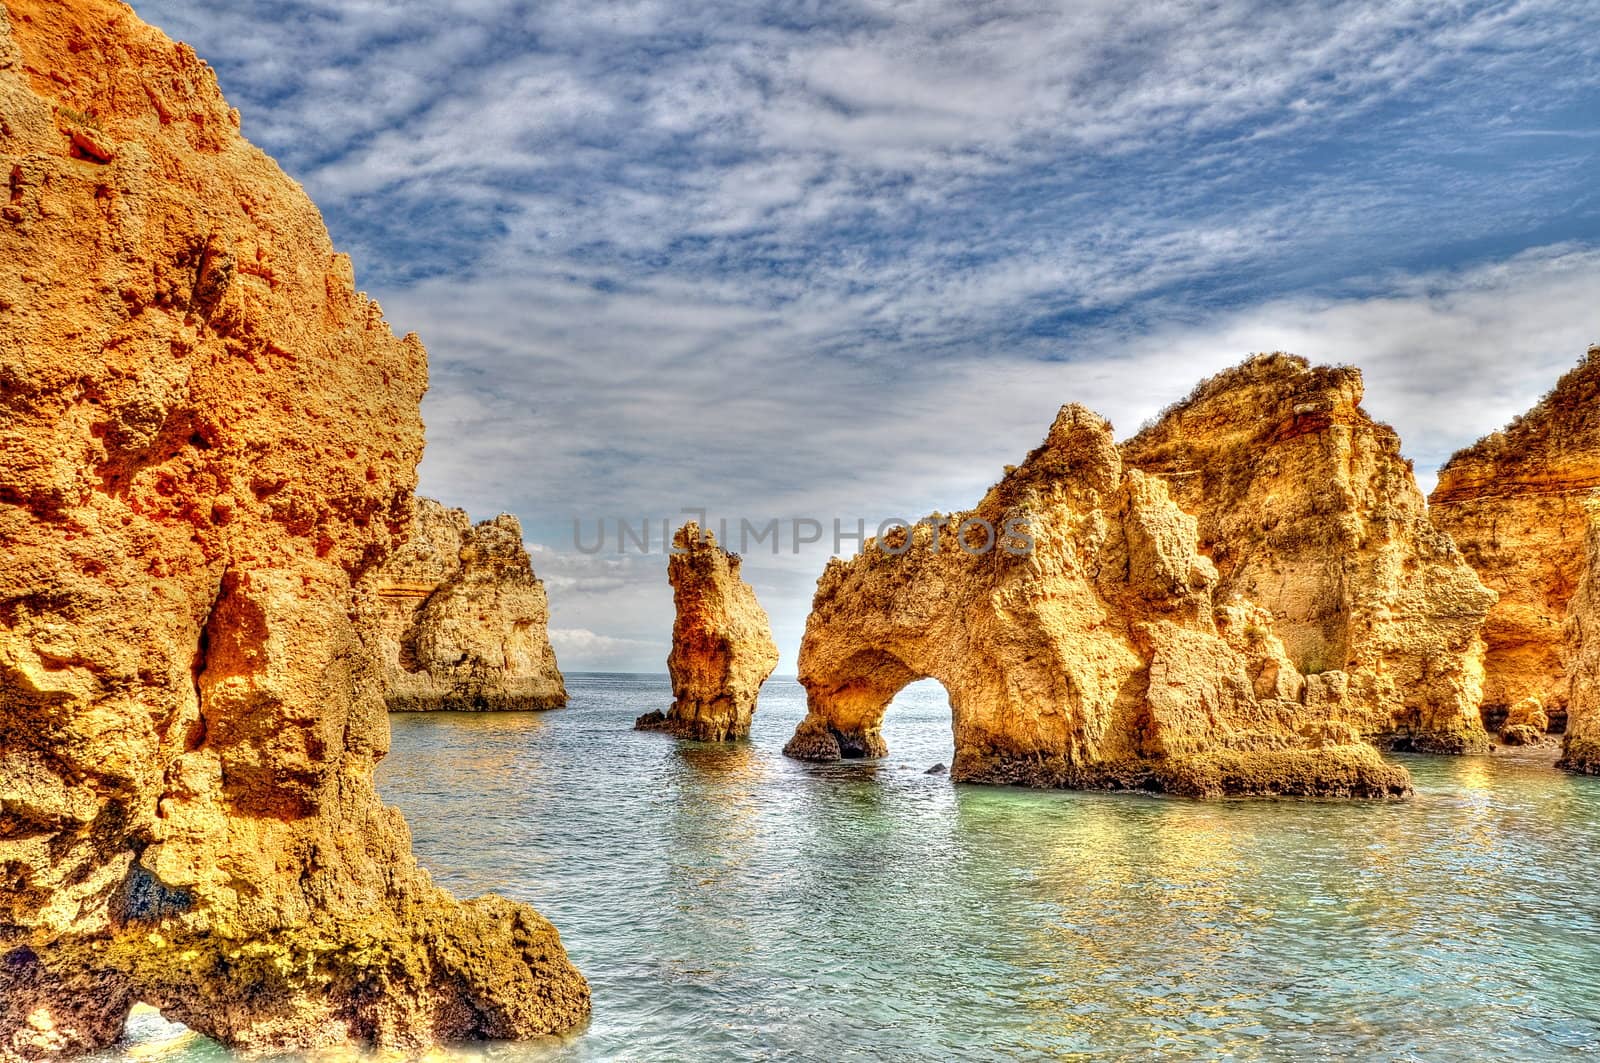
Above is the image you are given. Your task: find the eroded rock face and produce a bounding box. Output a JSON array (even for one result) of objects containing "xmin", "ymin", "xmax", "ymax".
[
  {"xmin": 1500, "ymin": 697, "xmax": 1549, "ymax": 747},
  {"xmin": 1122, "ymin": 354, "xmax": 1496, "ymax": 753},
  {"xmin": 784, "ymin": 404, "xmax": 1411, "ymax": 798},
  {"xmin": 636, "ymin": 522, "xmax": 779, "ymax": 741},
  {"xmin": 0, "ymin": 2, "xmax": 587, "ymax": 1056},
  {"xmin": 1559, "ymin": 501, "xmax": 1600, "ymax": 774},
  {"xmin": 375, "ymin": 498, "xmax": 566, "ymax": 712},
  {"xmin": 1430, "ymin": 345, "xmax": 1600, "ymax": 731}
]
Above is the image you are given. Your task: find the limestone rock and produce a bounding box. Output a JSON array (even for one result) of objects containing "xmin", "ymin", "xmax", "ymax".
[
  {"xmin": 1559, "ymin": 501, "xmax": 1600, "ymax": 774},
  {"xmin": 1430, "ymin": 345, "xmax": 1600, "ymax": 729},
  {"xmin": 375, "ymin": 498, "xmax": 566, "ymax": 712},
  {"xmin": 1122, "ymin": 354, "xmax": 1496, "ymax": 753},
  {"xmin": 783, "ymin": 404, "xmax": 1411, "ymax": 799},
  {"xmin": 0, "ymin": 1, "xmax": 587, "ymax": 1056},
  {"xmin": 1499, "ymin": 696, "xmax": 1549, "ymax": 746},
  {"xmin": 636, "ymin": 522, "xmax": 779, "ymax": 741}
]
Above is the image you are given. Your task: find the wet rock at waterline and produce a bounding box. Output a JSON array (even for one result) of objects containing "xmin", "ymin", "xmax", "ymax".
[{"xmin": 1500, "ymin": 697, "xmax": 1550, "ymax": 746}]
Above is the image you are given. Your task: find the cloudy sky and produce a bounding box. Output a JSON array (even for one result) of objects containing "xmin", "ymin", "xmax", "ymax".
[{"xmin": 139, "ymin": 0, "xmax": 1599, "ymax": 671}]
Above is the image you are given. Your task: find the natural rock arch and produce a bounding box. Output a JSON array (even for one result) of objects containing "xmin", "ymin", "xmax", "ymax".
[{"xmin": 785, "ymin": 404, "xmax": 1411, "ymax": 799}]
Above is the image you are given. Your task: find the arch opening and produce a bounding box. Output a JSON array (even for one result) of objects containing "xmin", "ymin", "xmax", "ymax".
[
  {"xmin": 121, "ymin": 1002, "xmax": 199, "ymax": 1054},
  {"xmin": 785, "ymin": 648, "xmax": 959, "ymax": 767},
  {"xmin": 879, "ymin": 677, "xmax": 958, "ymax": 773}
]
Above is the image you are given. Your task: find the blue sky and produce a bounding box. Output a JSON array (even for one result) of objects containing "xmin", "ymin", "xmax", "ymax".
[{"xmin": 138, "ymin": 0, "xmax": 1600, "ymax": 670}]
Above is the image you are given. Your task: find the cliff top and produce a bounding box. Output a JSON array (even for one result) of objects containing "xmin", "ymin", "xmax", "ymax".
[{"xmin": 1437, "ymin": 344, "xmax": 1600, "ymax": 477}]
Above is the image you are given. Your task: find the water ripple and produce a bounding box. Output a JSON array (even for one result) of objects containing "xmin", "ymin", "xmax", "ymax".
[{"xmin": 109, "ymin": 674, "xmax": 1600, "ymax": 1061}]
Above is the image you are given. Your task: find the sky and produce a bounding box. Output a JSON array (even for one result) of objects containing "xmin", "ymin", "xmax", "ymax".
[{"xmin": 136, "ymin": 0, "xmax": 1600, "ymax": 672}]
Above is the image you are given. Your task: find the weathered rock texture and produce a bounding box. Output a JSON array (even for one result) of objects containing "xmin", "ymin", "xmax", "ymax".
[
  {"xmin": 1499, "ymin": 697, "xmax": 1549, "ymax": 747},
  {"xmin": 784, "ymin": 404, "xmax": 1412, "ymax": 799},
  {"xmin": 1122, "ymin": 354, "xmax": 1496, "ymax": 753},
  {"xmin": 1430, "ymin": 345, "xmax": 1600, "ymax": 733},
  {"xmin": 375, "ymin": 498, "xmax": 566, "ymax": 712},
  {"xmin": 1560, "ymin": 501, "xmax": 1600, "ymax": 773},
  {"xmin": 0, "ymin": 2, "xmax": 587, "ymax": 1057},
  {"xmin": 636, "ymin": 522, "xmax": 779, "ymax": 741}
]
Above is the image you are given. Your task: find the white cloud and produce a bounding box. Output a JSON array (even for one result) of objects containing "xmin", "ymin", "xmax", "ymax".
[
  {"xmin": 547, "ymin": 628, "xmax": 662, "ymax": 672},
  {"xmin": 126, "ymin": 0, "xmax": 1600, "ymax": 670},
  {"xmin": 417, "ymin": 244, "xmax": 1600, "ymax": 674}
]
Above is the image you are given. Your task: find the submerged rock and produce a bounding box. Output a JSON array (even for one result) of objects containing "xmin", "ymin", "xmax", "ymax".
[
  {"xmin": 637, "ymin": 523, "xmax": 779, "ymax": 741},
  {"xmin": 783, "ymin": 403, "xmax": 1411, "ymax": 799},
  {"xmin": 0, "ymin": 1, "xmax": 587, "ymax": 1055},
  {"xmin": 375, "ymin": 498, "xmax": 566, "ymax": 711},
  {"xmin": 1431, "ymin": 345, "xmax": 1600, "ymax": 733},
  {"xmin": 1123, "ymin": 354, "xmax": 1496, "ymax": 754}
]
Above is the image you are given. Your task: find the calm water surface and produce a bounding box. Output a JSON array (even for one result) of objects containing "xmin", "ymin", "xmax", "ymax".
[{"xmin": 119, "ymin": 673, "xmax": 1600, "ymax": 1060}]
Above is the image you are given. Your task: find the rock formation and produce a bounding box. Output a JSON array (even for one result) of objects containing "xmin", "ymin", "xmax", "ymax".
[
  {"xmin": 1430, "ymin": 345, "xmax": 1600, "ymax": 734},
  {"xmin": 636, "ymin": 522, "xmax": 779, "ymax": 741},
  {"xmin": 375, "ymin": 498, "xmax": 566, "ymax": 712},
  {"xmin": 784, "ymin": 404, "xmax": 1411, "ymax": 799},
  {"xmin": 0, "ymin": 1, "xmax": 587, "ymax": 1056},
  {"xmin": 1559, "ymin": 500, "xmax": 1600, "ymax": 773},
  {"xmin": 1122, "ymin": 354, "xmax": 1496, "ymax": 753},
  {"xmin": 1499, "ymin": 697, "xmax": 1549, "ymax": 747}
]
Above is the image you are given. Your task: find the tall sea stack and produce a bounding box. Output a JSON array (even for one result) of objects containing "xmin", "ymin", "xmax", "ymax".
[{"xmin": 636, "ymin": 522, "xmax": 779, "ymax": 741}]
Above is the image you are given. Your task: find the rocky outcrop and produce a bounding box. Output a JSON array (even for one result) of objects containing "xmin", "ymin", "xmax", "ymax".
[
  {"xmin": 1122, "ymin": 354, "xmax": 1496, "ymax": 753},
  {"xmin": 636, "ymin": 522, "xmax": 779, "ymax": 741},
  {"xmin": 375, "ymin": 498, "xmax": 565, "ymax": 712},
  {"xmin": 1430, "ymin": 345, "xmax": 1600, "ymax": 732},
  {"xmin": 1499, "ymin": 697, "xmax": 1549, "ymax": 746},
  {"xmin": 784, "ymin": 404, "xmax": 1411, "ymax": 799},
  {"xmin": 1559, "ymin": 501, "xmax": 1600, "ymax": 773},
  {"xmin": 0, "ymin": 2, "xmax": 587, "ymax": 1057}
]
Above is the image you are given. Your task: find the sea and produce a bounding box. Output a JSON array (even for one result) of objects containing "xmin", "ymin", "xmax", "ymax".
[{"xmin": 107, "ymin": 672, "xmax": 1600, "ymax": 1061}]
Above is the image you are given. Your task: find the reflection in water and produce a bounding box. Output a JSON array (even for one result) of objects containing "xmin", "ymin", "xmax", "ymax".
[{"xmin": 103, "ymin": 674, "xmax": 1600, "ymax": 1061}]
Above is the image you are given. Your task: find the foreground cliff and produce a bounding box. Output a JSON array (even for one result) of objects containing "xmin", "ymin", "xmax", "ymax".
[
  {"xmin": 636, "ymin": 522, "xmax": 779, "ymax": 741},
  {"xmin": 0, "ymin": 1, "xmax": 587, "ymax": 1056},
  {"xmin": 375, "ymin": 498, "xmax": 566, "ymax": 712},
  {"xmin": 1430, "ymin": 345, "xmax": 1600, "ymax": 734},
  {"xmin": 1122, "ymin": 354, "xmax": 1496, "ymax": 753},
  {"xmin": 785, "ymin": 403, "xmax": 1411, "ymax": 799}
]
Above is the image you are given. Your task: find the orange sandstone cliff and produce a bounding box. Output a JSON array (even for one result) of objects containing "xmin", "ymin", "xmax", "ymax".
[
  {"xmin": 636, "ymin": 522, "xmax": 779, "ymax": 741},
  {"xmin": 1429, "ymin": 345, "xmax": 1600, "ymax": 735},
  {"xmin": 783, "ymin": 404, "xmax": 1411, "ymax": 799},
  {"xmin": 1559, "ymin": 500, "xmax": 1600, "ymax": 773},
  {"xmin": 0, "ymin": 1, "xmax": 587, "ymax": 1056},
  {"xmin": 375, "ymin": 498, "xmax": 566, "ymax": 712},
  {"xmin": 1122, "ymin": 354, "xmax": 1496, "ymax": 753}
]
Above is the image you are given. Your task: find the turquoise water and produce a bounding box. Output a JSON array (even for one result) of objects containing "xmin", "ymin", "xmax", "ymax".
[{"xmin": 117, "ymin": 673, "xmax": 1600, "ymax": 1060}]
